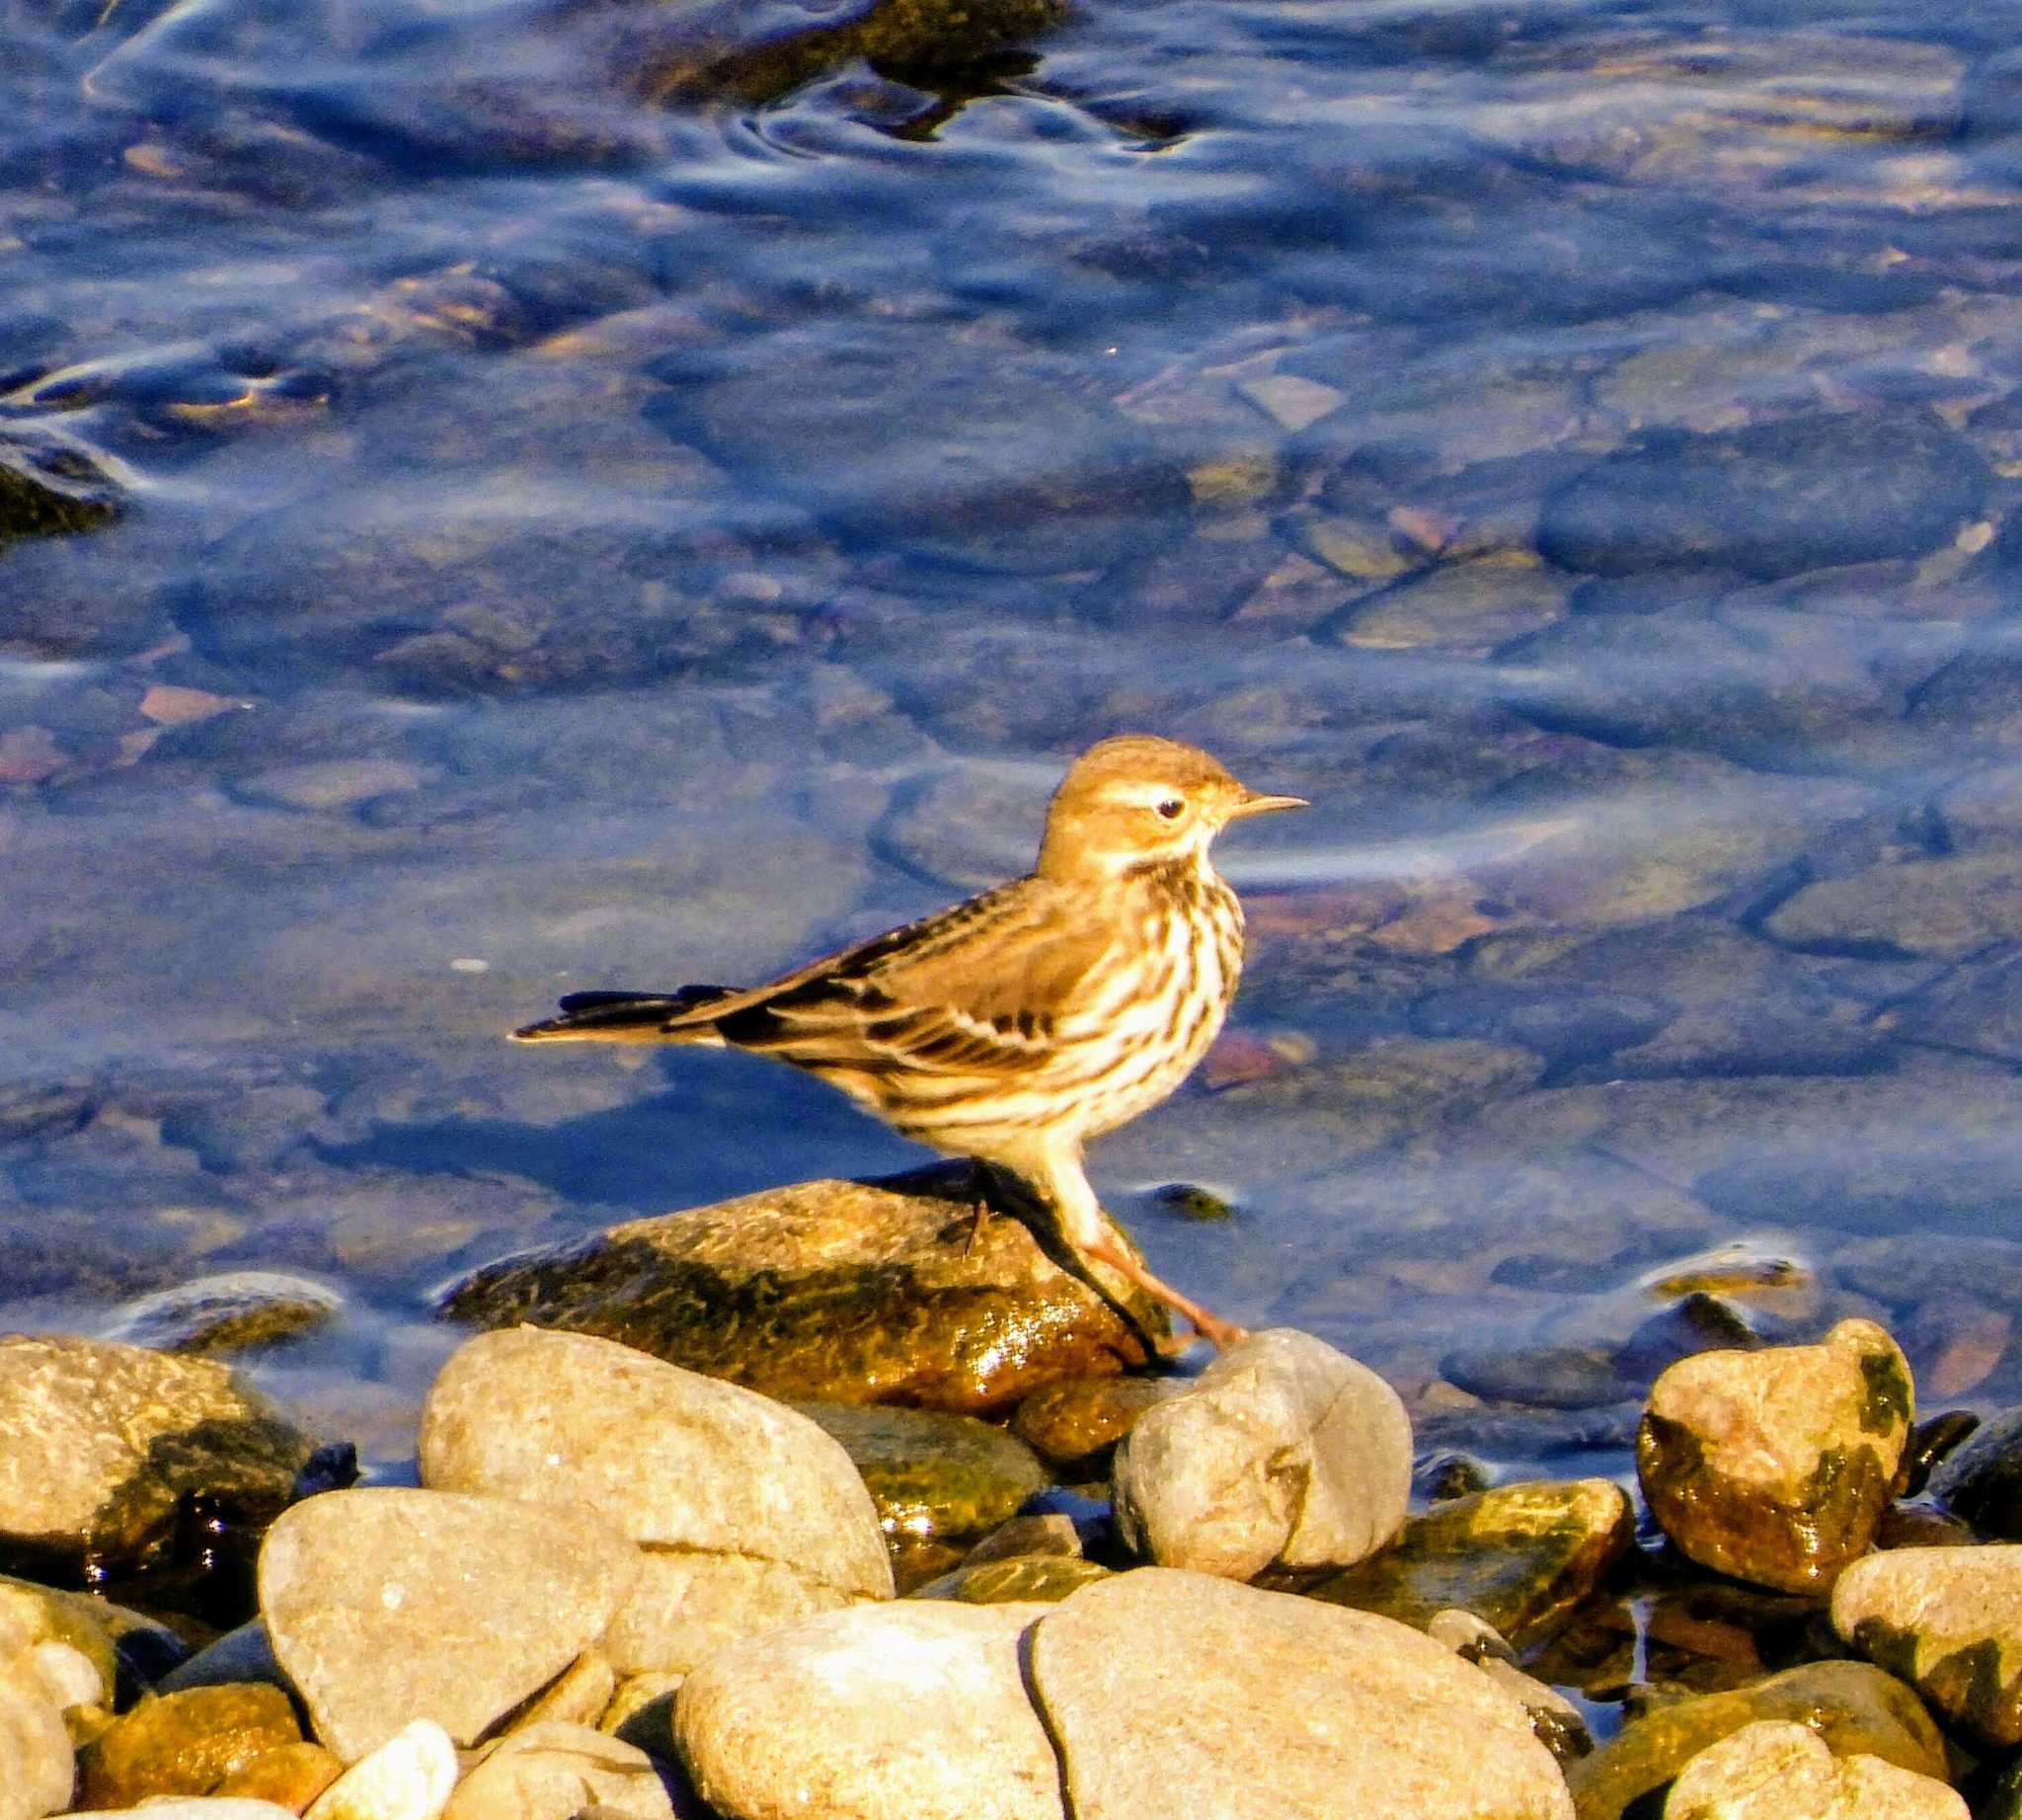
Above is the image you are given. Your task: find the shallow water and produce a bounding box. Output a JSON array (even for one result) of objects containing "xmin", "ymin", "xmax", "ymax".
[{"xmin": 5, "ymin": 0, "xmax": 2022, "ymax": 1501}]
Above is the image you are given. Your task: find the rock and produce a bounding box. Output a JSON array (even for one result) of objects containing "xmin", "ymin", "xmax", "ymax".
[
  {"xmin": 1537, "ymin": 412, "xmax": 1986, "ymax": 580},
  {"xmin": 237, "ymin": 760, "xmax": 429, "ymax": 813},
  {"xmin": 259, "ymin": 1486, "xmax": 638, "ymax": 1762},
  {"xmin": 1029, "ymin": 1568, "xmax": 1572, "ymax": 1819},
  {"xmin": 59, "ymin": 1804, "xmax": 298, "ymax": 1819},
  {"xmin": 77, "ymin": 1683, "xmax": 300, "ymax": 1806},
  {"xmin": 211, "ymin": 1741, "xmax": 345, "ymax": 1808},
  {"xmin": 1326, "ymin": 554, "xmax": 1571, "ymax": 654},
  {"xmin": 1928, "ymin": 1402, "xmax": 2022, "ymax": 1534},
  {"xmin": 436, "ymin": 1169, "xmax": 1169, "ymax": 1417},
  {"xmin": 0, "ymin": 1334, "xmax": 320, "ymax": 1577},
  {"xmin": 1439, "ymin": 1344, "xmax": 1638, "ymax": 1411},
  {"xmin": 1663, "ymin": 1720, "xmax": 1965, "ymax": 1819},
  {"xmin": 419, "ymin": 1327, "xmax": 890, "ymax": 1674},
  {"xmin": 442, "ymin": 1721, "xmax": 673, "ymax": 1820},
  {"xmin": 0, "ymin": 1678, "xmax": 73, "ymax": 1820},
  {"xmin": 1009, "ymin": 1377, "xmax": 1177, "ymax": 1476},
  {"xmin": 1565, "ymin": 1661, "xmax": 1950, "ymax": 1820},
  {"xmin": 157, "ymin": 1621, "xmax": 284, "ymax": 1698},
  {"xmin": 1763, "ymin": 854, "xmax": 2022, "ymax": 960},
  {"xmin": 1427, "ymin": 1611, "xmax": 1593, "ymax": 1764},
  {"xmin": 1831, "ymin": 1545, "xmax": 2022, "ymax": 1748},
  {"xmin": 795, "ymin": 1402, "xmax": 1050, "ymax": 1566},
  {"xmin": 674, "ymin": 1602, "xmax": 1062, "ymax": 1820},
  {"xmin": 1310, "ymin": 1479, "xmax": 1633, "ymax": 1648},
  {"xmin": 105, "ymin": 1272, "xmax": 343, "ymax": 1356},
  {"xmin": 302, "ymin": 1718, "xmax": 458, "ymax": 1820},
  {"xmin": 1637, "ymin": 1318, "xmax": 1913, "ymax": 1593},
  {"xmin": 0, "ymin": 1573, "xmax": 173, "ymax": 1709},
  {"xmin": 1112, "ymin": 1329, "xmax": 1411, "ymax": 1579},
  {"xmin": 0, "ymin": 427, "xmax": 119, "ymax": 546},
  {"xmin": 506, "ymin": 1649, "xmax": 616, "ymax": 1732},
  {"xmin": 910, "ymin": 1555, "xmax": 1112, "ymax": 1605}
]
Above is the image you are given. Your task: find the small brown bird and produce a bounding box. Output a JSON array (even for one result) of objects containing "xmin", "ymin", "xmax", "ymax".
[{"xmin": 512, "ymin": 734, "xmax": 1305, "ymax": 1349}]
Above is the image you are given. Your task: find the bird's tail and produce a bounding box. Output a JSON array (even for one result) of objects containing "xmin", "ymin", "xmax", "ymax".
[{"xmin": 510, "ymin": 985, "xmax": 732, "ymax": 1044}]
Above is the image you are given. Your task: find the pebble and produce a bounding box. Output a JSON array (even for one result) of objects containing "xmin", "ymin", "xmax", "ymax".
[
  {"xmin": 1008, "ymin": 1376, "xmax": 1176, "ymax": 1475},
  {"xmin": 1926, "ymin": 1400, "xmax": 2022, "ymax": 1534},
  {"xmin": 1663, "ymin": 1720, "xmax": 1966, "ymax": 1819},
  {"xmin": 674, "ymin": 1601, "xmax": 1062, "ymax": 1820},
  {"xmin": 76, "ymin": 1682, "xmax": 300, "ymax": 1806},
  {"xmin": 1763, "ymin": 853, "xmax": 2022, "ymax": 960},
  {"xmin": 303, "ymin": 1718, "xmax": 459, "ymax": 1820},
  {"xmin": 0, "ymin": 1677, "xmax": 74, "ymax": 1820},
  {"xmin": 419, "ymin": 1327, "xmax": 891, "ymax": 1672},
  {"xmin": 1028, "ymin": 1568, "xmax": 1572, "ymax": 1819},
  {"xmin": 1637, "ymin": 1318, "xmax": 1913, "ymax": 1592},
  {"xmin": 440, "ymin": 1720, "xmax": 673, "ymax": 1820},
  {"xmin": 259, "ymin": 1486, "xmax": 638, "ymax": 1762},
  {"xmin": 1112, "ymin": 1329, "xmax": 1411, "ymax": 1578},
  {"xmin": 1831, "ymin": 1544, "xmax": 2022, "ymax": 1748}
]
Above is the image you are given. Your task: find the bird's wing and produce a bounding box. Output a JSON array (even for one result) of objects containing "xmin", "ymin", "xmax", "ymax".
[{"xmin": 696, "ymin": 876, "xmax": 1118, "ymax": 1075}]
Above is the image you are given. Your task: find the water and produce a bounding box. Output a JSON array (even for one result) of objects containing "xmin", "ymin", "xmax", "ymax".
[{"xmin": 5, "ymin": 0, "xmax": 2022, "ymax": 1496}]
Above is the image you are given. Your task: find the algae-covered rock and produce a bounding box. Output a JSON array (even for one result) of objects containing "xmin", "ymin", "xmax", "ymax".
[
  {"xmin": 211, "ymin": 1741, "xmax": 344, "ymax": 1808},
  {"xmin": 1010, "ymin": 1377, "xmax": 1177, "ymax": 1476},
  {"xmin": 76, "ymin": 1683, "xmax": 300, "ymax": 1807},
  {"xmin": 0, "ymin": 1335, "xmax": 322, "ymax": 1579},
  {"xmin": 0, "ymin": 430, "xmax": 119, "ymax": 546},
  {"xmin": 1565, "ymin": 1660, "xmax": 1949, "ymax": 1820},
  {"xmin": 1309, "ymin": 1479, "xmax": 1633, "ymax": 1648},
  {"xmin": 439, "ymin": 1168, "xmax": 1169, "ymax": 1415},
  {"xmin": 1831, "ymin": 1544, "xmax": 2022, "ymax": 1748},
  {"xmin": 1637, "ymin": 1318, "xmax": 1912, "ymax": 1593}
]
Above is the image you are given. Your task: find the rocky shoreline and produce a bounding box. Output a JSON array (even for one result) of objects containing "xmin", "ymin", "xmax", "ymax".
[{"xmin": 0, "ymin": 1178, "xmax": 2016, "ymax": 1818}]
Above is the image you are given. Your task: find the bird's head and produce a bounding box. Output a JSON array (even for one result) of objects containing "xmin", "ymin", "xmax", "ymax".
[{"xmin": 1037, "ymin": 734, "xmax": 1306, "ymax": 882}]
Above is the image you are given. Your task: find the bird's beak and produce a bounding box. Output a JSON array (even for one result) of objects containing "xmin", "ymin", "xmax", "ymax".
[{"xmin": 1229, "ymin": 790, "xmax": 1307, "ymax": 819}]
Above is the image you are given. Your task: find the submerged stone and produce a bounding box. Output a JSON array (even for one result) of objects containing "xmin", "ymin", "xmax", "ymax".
[
  {"xmin": 1308, "ymin": 1479, "xmax": 1632, "ymax": 1649},
  {"xmin": 0, "ymin": 430, "xmax": 119, "ymax": 546},
  {"xmin": 1637, "ymin": 1318, "xmax": 1913, "ymax": 1594},
  {"xmin": 437, "ymin": 1168, "xmax": 1171, "ymax": 1416}
]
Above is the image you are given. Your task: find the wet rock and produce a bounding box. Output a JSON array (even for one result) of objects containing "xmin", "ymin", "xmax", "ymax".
[
  {"xmin": 0, "ymin": 428, "xmax": 119, "ymax": 546},
  {"xmin": 910, "ymin": 1555, "xmax": 1111, "ymax": 1605},
  {"xmin": 1764, "ymin": 854, "xmax": 2022, "ymax": 960},
  {"xmin": 156, "ymin": 1621, "xmax": 284, "ymax": 1699},
  {"xmin": 1310, "ymin": 1479, "xmax": 1633, "ymax": 1649},
  {"xmin": 1439, "ymin": 1344, "xmax": 1638, "ymax": 1411},
  {"xmin": 1928, "ymin": 1403, "xmax": 2022, "ymax": 1535},
  {"xmin": 236, "ymin": 760, "xmax": 430, "ymax": 814},
  {"xmin": 419, "ymin": 1327, "xmax": 891, "ymax": 1676},
  {"xmin": 1831, "ymin": 1545, "xmax": 2022, "ymax": 1748},
  {"xmin": 1030, "ymin": 1568, "xmax": 1572, "ymax": 1819},
  {"xmin": 77, "ymin": 1683, "xmax": 300, "ymax": 1806},
  {"xmin": 211, "ymin": 1741, "xmax": 345, "ymax": 1808},
  {"xmin": 795, "ymin": 1402, "xmax": 1050, "ymax": 1568},
  {"xmin": 1663, "ymin": 1719, "xmax": 1965, "ymax": 1820},
  {"xmin": 0, "ymin": 1573, "xmax": 171, "ymax": 1711},
  {"xmin": 1638, "ymin": 1318, "xmax": 1912, "ymax": 1594},
  {"xmin": 1009, "ymin": 1377, "xmax": 1177, "ymax": 1477},
  {"xmin": 1111, "ymin": 1330, "xmax": 1409, "ymax": 1580},
  {"xmin": 258, "ymin": 1486, "xmax": 638, "ymax": 1762},
  {"xmin": 301, "ymin": 1718, "xmax": 457, "ymax": 1819},
  {"xmin": 105, "ymin": 1272, "xmax": 342, "ymax": 1357},
  {"xmin": 437, "ymin": 1169, "xmax": 1169, "ymax": 1417},
  {"xmin": 0, "ymin": 1334, "xmax": 320, "ymax": 1579},
  {"xmin": 674, "ymin": 1601, "xmax": 1060, "ymax": 1820},
  {"xmin": 1883, "ymin": 949, "xmax": 2022, "ymax": 1064},
  {"xmin": 0, "ymin": 1677, "xmax": 74, "ymax": 1820},
  {"xmin": 1537, "ymin": 412, "xmax": 1985, "ymax": 581},
  {"xmin": 1909, "ymin": 644, "xmax": 2022, "ymax": 752},
  {"xmin": 1565, "ymin": 1660, "xmax": 1950, "ymax": 1820},
  {"xmin": 442, "ymin": 1720, "xmax": 672, "ymax": 1820},
  {"xmin": 1613, "ymin": 1295, "xmax": 1762, "ymax": 1388}
]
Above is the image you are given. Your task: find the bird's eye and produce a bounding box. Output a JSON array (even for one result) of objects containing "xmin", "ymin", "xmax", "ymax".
[{"xmin": 1155, "ymin": 797, "xmax": 1186, "ymax": 821}]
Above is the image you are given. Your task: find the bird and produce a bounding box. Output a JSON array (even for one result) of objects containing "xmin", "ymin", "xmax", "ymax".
[{"xmin": 511, "ymin": 734, "xmax": 1306, "ymax": 1350}]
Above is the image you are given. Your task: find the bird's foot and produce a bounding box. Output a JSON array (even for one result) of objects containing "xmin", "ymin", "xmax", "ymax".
[
  {"xmin": 963, "ymin": 1198, "xmax": 991, "ymax": 1257},
  {"xmin": 1189, "ymin": 1309, "xmax": 1249, "ymax": 1352}
]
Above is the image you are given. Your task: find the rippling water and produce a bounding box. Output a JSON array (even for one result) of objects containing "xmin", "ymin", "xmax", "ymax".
[{"xmin": 6, "ymin": 0, "xmax": 2022, "ymax": 1479}]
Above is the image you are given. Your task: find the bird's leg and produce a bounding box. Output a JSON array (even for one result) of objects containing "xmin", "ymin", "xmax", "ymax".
[
  {"xmin": 961, "ymin": 1157, "xmax": 996, "ymax": 1256},
  {"xmin": 1038, "ymin": 1145, "xmax": 1248, "ymax": 1355}
]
